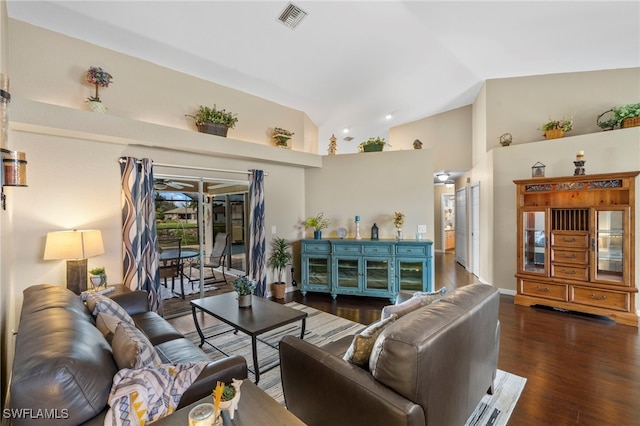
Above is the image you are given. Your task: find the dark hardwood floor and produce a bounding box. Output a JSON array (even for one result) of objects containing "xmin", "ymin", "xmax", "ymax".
[{"xmin": 284, "ymin": 251, "xmax": 640, "ymax": 426}]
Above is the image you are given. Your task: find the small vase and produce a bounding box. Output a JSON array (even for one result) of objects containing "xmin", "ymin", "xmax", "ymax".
[
  {"xmin": 313, "ymin": 230, "xmax": 322, "ymax": 240},
  {"xmin": 87, "ymin": 100, "xmax": 106, "ymax": 113},
  {"xmin": 89, "ymin": 275, "xmax": 102, "ymax": 290},
  {"xmin": 238, "ymin": 294, "xmax": 252, "ymax": 308},
  {"xmin": 396, "ymin": 228, "xmax": 403, "ymax": 241}
]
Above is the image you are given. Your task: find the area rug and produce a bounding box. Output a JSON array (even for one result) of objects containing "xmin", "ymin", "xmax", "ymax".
[{"xmin": 183, "ymin": 302, "xmax": 526, "ymax": 425}]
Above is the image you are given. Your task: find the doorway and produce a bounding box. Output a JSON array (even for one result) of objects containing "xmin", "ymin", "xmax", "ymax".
[{"xmin": 455, "ymin": 187, "xmax": 467, "ymax": 267}]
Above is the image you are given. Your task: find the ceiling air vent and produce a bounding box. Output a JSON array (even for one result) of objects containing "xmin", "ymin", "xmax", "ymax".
[
  {"xmin": 343, "ymin": 136, "xmax": 354, "ymax": 142},
  {"xmin": 278, "ymin": 3, "xmax": 308, "ymax": 29}
]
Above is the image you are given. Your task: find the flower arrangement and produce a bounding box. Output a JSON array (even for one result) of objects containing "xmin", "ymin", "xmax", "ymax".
[
  {"xmin": 304, "ymin": 212, "xmax": 330, "ymax": 232},
  {"xmin": 187, "ymin": 105, "xmax": 239, "ymax": 128},
  {"xmin": 85, "ymin": 66, "xmax": 113, "ymax": 102},
  {"xmin": 272, "ymin": 127, "xmax": 294, "ymax": 146},
  {"xmin": 232, "ymin": 276, "xmax": 256, "ymax": 296},
  {"xmin": 358, "ymin": 137, "xmax": 389, "ymax": 152},
  {"xmin": 540, "ymin": 117, "xmax": 573, "ymax": 133},
  {"xmin": 393, "ymin": 212, "xmax": 405, "ymax": 229}
]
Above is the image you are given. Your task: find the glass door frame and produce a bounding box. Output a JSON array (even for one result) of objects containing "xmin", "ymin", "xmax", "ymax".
[
  {"xmin": 591, "ymin": 206, "xmax": 630, "ymax": 286},
  {"xmin": 519, "ymin": 207, "xmax": 549, "ymax": 276}
]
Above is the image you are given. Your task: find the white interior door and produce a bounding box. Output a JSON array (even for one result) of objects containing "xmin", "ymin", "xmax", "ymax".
[
  {"xmin": 455, "ymin": 187, "xmax": 467, "ymax": 267},
  {"xmin": 471, "ymin": 183, "xmax": 480, "ymax": 276}
]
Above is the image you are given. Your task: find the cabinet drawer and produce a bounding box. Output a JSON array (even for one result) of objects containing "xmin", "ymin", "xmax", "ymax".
[
  {"xmin": 396, "ymin": 245, "xmax": 428, "ymax": 256},
  {"xmin": 571, "ymin": 286, "xmax": 629, "ymax": 312},
  {"xmin": 363, "ymin": 245, "xmax": 392, "ymax": 255},
  {"xmin": 551, "ymin": 249, "xmax": 589, "ymax": 265},
  {"xmin": 551, "ymin": 264, "xmax": 589, "ymax": 281},
  {"xmin": 551, "ymin": 232, "xmax": 589, "ymax": 249},
  {"xmin": 302, "ymin": 241, "xmax": 330, "ymax": 253},
  {"xmin": 334, "ymin": 245, "xmax": 362, "ymax": 254},
  {"xmin": 521, "ymin": 280, "xmax": 567, "ymax": 301}
]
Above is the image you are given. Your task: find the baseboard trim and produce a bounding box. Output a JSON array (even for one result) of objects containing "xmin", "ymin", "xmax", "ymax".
[{"xmin": 499, "ymin": 288, "xmax": 517, "ymax": 296}]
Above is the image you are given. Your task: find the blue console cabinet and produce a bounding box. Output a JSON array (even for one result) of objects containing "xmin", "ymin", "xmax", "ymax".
[{"xmin": 300, "ymin": 239, "xmax": 434, "ymax": 302}]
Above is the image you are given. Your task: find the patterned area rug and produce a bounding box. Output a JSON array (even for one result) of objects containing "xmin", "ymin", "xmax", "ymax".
[{"xmin": 184, "ymin": 302, "xmax": 526, "ymax": 425}]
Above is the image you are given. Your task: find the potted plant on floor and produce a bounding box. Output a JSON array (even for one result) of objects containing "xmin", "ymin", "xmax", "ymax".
[
  {"xmin": 267, "ymin": 237, "xmax": 293, "ymax": 299},
  {"xmin": 304, "ymin": 212, "xmax": 330, "ymax": 239},
  {"xmin": 358, "ymin": 137, "xmax": 389, "ymax": 152},
  {"xmin": 186, "ymin": 104, "xmax": 239, "ymax": 137},
  {"xmin": 232, "ymin": 276, "xmax": 256, "ymax": 307}
]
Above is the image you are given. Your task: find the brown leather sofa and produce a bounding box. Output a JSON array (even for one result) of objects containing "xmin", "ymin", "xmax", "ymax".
[
  {"xmin": 279, "ymin": 284, "xmax": 500, "ymax": 426},
  {"xmin": 9, "ymin": 284, "xmax": 247, "ymax": 425}
]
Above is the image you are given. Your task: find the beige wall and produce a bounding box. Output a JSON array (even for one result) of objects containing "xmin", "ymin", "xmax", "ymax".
[
  {"xmin": 8, "ymin": 19, "xmax": 318, "ymax": 151},
  {"xmin": 305, "ymin": 150, "xmax": 435, "ymax": 242},
  {"xmin": 485, "ymin": 68, "xmax": 640, "ymax": 151},
  {"xmin": 389, "ymin": 105, "xmax": 472, "ymax": 173}
]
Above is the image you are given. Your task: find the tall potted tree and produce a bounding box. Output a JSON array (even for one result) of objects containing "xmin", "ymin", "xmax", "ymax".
[{"xmin": 267, "ymin": 237, "xmax": 293, "ymax": 299}]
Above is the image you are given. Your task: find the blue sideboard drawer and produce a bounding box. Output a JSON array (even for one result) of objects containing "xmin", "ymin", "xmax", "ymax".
[
  {"xmin": 302, "ymin": 241, "xmax": 330, "ymax": 253},
  {"xmin": 334, "ymin": 244, "xmax": 362, "ymax": 254},
  {"xmin": 363, "ymin": 245, "xmax": 393, "ymax": 255},
  {"xmin": 396, "ymin": 245, "xmax": 428, "ymax": 256}
]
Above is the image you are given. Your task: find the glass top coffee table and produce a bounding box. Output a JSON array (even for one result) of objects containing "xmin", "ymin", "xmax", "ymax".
[{"xmin": 191, "ymin": 292, "xmax": 307, "ymax": 384}]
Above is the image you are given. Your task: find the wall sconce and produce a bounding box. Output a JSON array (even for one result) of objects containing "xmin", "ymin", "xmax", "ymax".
[
  {"xmin": 43, "ymin": 229, "xmax": 105, "ymax": 294},
  {"xmin": 1, "ymin": 74, "xmax": 27, "ymax": 210},
  {"xmin": 436, "ymin": 173, "xmax": 450, "ymax": 182}
]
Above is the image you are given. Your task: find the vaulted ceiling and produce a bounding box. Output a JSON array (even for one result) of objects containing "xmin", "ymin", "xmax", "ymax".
[{"xmin": 6, "ymin": 1, "xmax": 640, "ymax": 154}]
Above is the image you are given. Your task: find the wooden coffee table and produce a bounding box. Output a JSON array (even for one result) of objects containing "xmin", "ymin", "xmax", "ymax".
[
  {"xmin": 191, "ymin": 292, "xmax": 307, "ymax": 383},
  {"xmin": 151, "ymin": 380, "xmax": 305, "ymax": 425}
]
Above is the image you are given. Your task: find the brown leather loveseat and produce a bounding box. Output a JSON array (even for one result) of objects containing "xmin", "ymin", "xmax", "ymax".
[
  {"xmin": 9, "ymin": 284, "xmax": 247, "ymax": 425},
  {"xmin": 279, "ymin": 284, "xmax": 500, "ymax": 426}
]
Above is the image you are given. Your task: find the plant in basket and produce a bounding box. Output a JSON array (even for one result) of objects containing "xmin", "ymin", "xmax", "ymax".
[
  {"xmin": 358, "ymin": 137, "xmax": 389, "ymax": 152},
  {"xmin": 612, "ymin": 103, "xmax": 640, "ymax": 129},
  {"xmin": 272, "ymin": 127, "xmax": 294, "ymax": 148},
  {"xmin": 186, "ymin": 105, "xmax": 239, "ymax": 137},
  {"xmin": 540, "ymin": 117, "xmax": 573, "ymax": 139}
]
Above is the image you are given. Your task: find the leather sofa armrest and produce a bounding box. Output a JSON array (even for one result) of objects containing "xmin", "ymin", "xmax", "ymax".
[
  {"xmin": 279, "ymin": 336, "xmax": 425, "ymax": 426},
  {"xmin": 177, "ymin": 355, "xmax": 248, "ymax": 409},
  {"xmin": 111, "ymin": 291, "xmax": 150, "ymax": 315}
]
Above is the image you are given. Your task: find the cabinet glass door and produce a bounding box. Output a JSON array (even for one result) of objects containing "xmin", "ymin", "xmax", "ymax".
[
  {"xmin": 397, "ymin": 260, "xmax": 424, "ymax": 292},
  {"xmin": 364, "ymin": 259, "xmax": 390, "ymax": 291},
  {"xmin": 522, "ymin": 210, "xmax": 546, "ymax": 274},
  {"xmin": 336, "ymin": 258, "xmax": 360, "ymax": 290},
  {"xmin": 594, "ymin": 208, "xmax": 628, "ymax": 284},
  {"xmin": 306, "ymin": 257, "xmax": 330, "ymax": 289}
]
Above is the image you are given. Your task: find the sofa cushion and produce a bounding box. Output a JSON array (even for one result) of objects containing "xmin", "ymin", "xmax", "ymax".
[
  {"xmin": 155, "ymin": 338, "xmax": 214, "ymax": 364},
  {"xmin": 86, "ymin": 292, "xmax": 135, "ymax": 326},
  {"xmin": 381, "ymin": 296, "xmax": 423, "ymax": 320},
  {"xmin": 343, "ymin": 314, "xmax": 397, "ymax": 368},
  {"xmin": 132, "ymin": 311, "xmax": 185, "ymax": 345},
  {"xmin": 112, "ymin": 321, "xmax": 162, "ymax": 370}
]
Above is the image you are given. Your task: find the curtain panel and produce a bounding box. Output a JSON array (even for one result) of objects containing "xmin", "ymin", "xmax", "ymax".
[
  {"xmin": 249, "ymin": 169, "xmax": 266, "ymax": 297},
  {"xmin": 120, "ymin": 157, "xmax": 162, "ymax": 314}
]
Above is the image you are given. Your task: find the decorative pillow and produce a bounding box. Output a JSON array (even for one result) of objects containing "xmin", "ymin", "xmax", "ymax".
[
  {"xmin": 412, "ymin": 287, "xmax": 447, "ymax": 307},
  {"xmin": 96, "ymin": 312, "xmax": 122, "ymax": 343},
  {"xmin": 111, "ymin": 321, "xmax": 162, "ymax": 370},
  {"xmin": 85, "ymin": 293, "xmax": 135, "ymax": 326},
  {"xmin": 343, "ymin": 314, "xmax": 397, "ymax": 368},
  {"xmin": 381, "ymin": 296, "xmax": 423, "ymax": 320}
]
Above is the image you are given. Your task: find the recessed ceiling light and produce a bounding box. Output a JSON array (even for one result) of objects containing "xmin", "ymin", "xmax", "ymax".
[
  {"xmin": 342, "ymin": 128, "xmax": 350, "ymax": 133},
  {"xmin": 385, "ymin": 114, "xmax": 393, "ymax": 120}
]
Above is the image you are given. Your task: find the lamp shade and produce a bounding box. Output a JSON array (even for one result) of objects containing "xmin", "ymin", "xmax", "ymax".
[{"xmin": 44, "ymin": 229, "xmax": 104, "ymax": 260}]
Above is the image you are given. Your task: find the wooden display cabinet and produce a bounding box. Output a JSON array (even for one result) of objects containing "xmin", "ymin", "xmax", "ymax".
[{"xmin": 514, "ymin": 171, "xmax": 639, "ymax": 326}]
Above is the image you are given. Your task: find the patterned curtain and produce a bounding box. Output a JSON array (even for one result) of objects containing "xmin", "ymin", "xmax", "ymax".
[
  {"xmin": 120, "ymin": 157, "xmax": 162, "ymax": 314},
  {"xmin": 249, "ymin": 169, "xmax": 266, "ymax": 297}
]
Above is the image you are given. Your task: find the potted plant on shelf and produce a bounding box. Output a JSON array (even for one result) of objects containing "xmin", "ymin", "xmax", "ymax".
[
  {"xmin": 304, "ymin": 212, "xmax": 330, "ymax": 239},
  {"xmin": 597, "ymin": 109, "xmax": 617, "ymax": 131},
  {"xmin": 89, "ymin": 266, "xmax": 107, "ymax": 290},
  {"xmin": 186, "ymin": 104, "xmax": 239, "ymax": 137},
  {"xmin": 540, "ymin": 117, "xmax": 573, "ymax": 139},
  {"xmin": 358, "ymin": 137, "xmax": 389, "ymax": 152},
  {"xmin": 272, "ymin": 127, "xmax": 294, "ymax": 149},
  {"xmin": 85, "ymin": 66, "xmax": 113, "ymax": 113},
  {"xmin": 232, "ymin": 276, "xmax": 256, "ymax": 307},
  {"xmin": 612, "ymin": 103, "xmax": 640, "ymax": 129},
  {"xmin": 267, "ymin": 237, "xmax": 293, "ymax": 299}
]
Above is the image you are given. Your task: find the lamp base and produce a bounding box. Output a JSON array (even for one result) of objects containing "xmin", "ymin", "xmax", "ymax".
[{"xmin": 67, "ymin": 259, "xmax": 88, "ymax": 295}]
